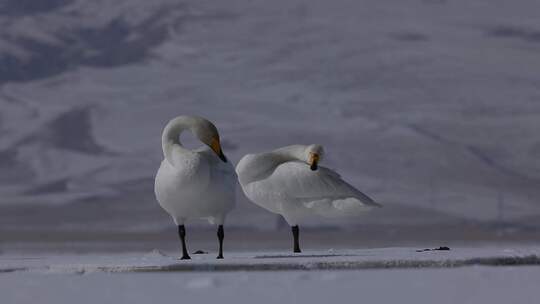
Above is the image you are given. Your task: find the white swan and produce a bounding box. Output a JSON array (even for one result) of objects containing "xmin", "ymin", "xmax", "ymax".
[
  {"xmin": 154, "ymin": 116, "xmax": 236, "ymax": 259},
  {"xmin": 236, "ymin": 144, "xmax": 381, "ymax": 252}
]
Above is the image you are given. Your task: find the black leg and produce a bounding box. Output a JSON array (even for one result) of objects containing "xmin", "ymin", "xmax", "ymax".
[
  {"xmin": 292, "ymin": 225, "xmax": 301, "ymax": 253},
  {"xmin": 178, "ymin": 225, "xmax": 191, "ymax": 260},
  {"xmin": 217, "ymin": 225, "xmax": 224, "ymax": 259}
]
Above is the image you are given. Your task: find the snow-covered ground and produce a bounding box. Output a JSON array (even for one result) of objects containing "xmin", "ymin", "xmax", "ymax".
[
  {"xmin": 2, "ymin": 247, "xmax": 540, "ymax": 304},
  {"xmin": 4, "ymin": 266, "xmax": 540, "ymax": 304},
  {"xmin": 3, "ymin": 267, "xmax": 540, "ymax": 304},
  {"xmin": 2, "ymin": 246, "xmax": 540, "ymax": 273}
]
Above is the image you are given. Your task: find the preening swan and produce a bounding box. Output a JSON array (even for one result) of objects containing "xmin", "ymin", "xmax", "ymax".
[
  {"xmin": 236, "ymin": 144, "xmax": 381, "ymax": 253},
  {"xmin": 155, "ymin": 116, "xmax": 236, "ymax": 259}
]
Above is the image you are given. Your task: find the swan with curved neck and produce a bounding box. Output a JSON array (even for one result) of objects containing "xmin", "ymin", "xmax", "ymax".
[
  {"xmin": 155, "ymin": 115, "xmax": 236, "ymax": 259},
  {"xmin": 236, "ymin": 144, "xmax": 381, "ymax": 253}
]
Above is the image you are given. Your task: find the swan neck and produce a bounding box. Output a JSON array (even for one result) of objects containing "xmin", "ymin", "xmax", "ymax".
[
  {"xmin": 161, "ymin": 117, "xmax": 193, "ymax": 165},
  {"xmin": 237, "ymin": 145, "xmax": 305, "ymax": 185}
]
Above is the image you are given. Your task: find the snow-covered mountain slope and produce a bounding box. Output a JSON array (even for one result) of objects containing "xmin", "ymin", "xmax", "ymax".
[{"xmin": 1, "ymin": 0, "xmax": 540, "ymax": 233}]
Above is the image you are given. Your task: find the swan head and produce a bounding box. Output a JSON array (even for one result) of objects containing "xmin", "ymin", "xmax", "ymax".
[
  {"xmin": 305, "ymin": 144, "xmax": 324, "ymax": 171},
  {"xmin": 191, "ymin": 117, "xmax": 228, "ymax": 163}
]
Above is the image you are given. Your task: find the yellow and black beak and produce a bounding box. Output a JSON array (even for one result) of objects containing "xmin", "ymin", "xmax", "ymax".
[
  {"xmin": 210, "ymin": 137, "xmax": 227, "ymax": 163},
  {"xmin": 308, "ymin": 152, "xmax": 319, "ymax": 171}
]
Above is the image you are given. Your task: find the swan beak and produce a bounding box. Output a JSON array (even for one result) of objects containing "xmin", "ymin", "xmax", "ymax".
[
  {"xmin": 210, "ymin": 138, "xmax": 228, "ymax": 163},
  {"xmin": 308, "ymin": 153, "xmax": 319, "ymax": 171}
]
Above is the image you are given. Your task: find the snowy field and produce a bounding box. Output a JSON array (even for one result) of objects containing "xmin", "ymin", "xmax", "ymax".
[
  {"xmin": 1, "ymin": 0, "xmax": 540, "ymax": 236},
  {"xmin": 3, "ymin": 266, "xmax": 540, "ymax": 304},
  {"xmin": 2, "ymin": 246, "xmax": 540, "ymax": 304}
]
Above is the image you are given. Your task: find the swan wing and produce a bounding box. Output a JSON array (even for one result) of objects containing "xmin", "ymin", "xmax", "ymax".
[{"xmin": 271, "ymin": 162, "xmax": 381, "ymax": 217}]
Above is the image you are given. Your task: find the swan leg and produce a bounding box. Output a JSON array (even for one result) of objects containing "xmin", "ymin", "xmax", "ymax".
[
  {"xmin": 217, "ymin": 225, "xmax": 224, "ymax": 259},
  {"xmin": 291, "ymin": 225, "xmax": 301, "ymax": 253},
  {"xmin": 177, "ymin": 225, "xmax": 191, "ymax": 260}
]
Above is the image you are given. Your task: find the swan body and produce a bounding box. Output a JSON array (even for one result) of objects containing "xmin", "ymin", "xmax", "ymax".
[
  {"xmin": 155, "ymin": 146, "xmax": 236, "ymax": 225},
  {"xmin": 236, "ymin": 144, "xmax": 380, "ymax": 252},
  {"xmin": 154, "ymin": 115, "xmax": 235, "ymax": 259}
]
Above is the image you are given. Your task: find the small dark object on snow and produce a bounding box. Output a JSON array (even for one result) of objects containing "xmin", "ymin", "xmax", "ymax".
[
  {"xmin": 416, "ymin": 246, "xmax": 451, "ymax": 252},
  {"xmin": 193, "ymin": 250, "xmax": 208, "ymax": 254}
]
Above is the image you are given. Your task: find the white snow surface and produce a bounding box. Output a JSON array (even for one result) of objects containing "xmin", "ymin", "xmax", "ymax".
[
  {"xmin": 1, "ymin": 247, "xmax": 540, "ymax": 304},
  {"xmin": 2, "ymin": 246, "xmax": 539, "ymax": 273},
  {"xmin": 1, "ymin": 0, "xmax": 540, "ymax": 234}
]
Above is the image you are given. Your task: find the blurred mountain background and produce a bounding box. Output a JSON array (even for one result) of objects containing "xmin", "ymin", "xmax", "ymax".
[{"xmin": 1, "ymin": 0, "xmax": 540, "ymax": 251}]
